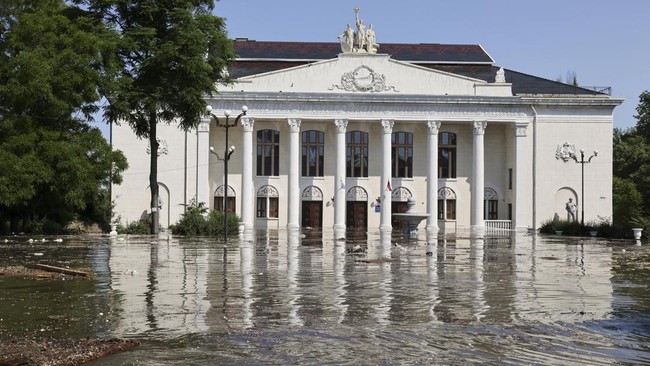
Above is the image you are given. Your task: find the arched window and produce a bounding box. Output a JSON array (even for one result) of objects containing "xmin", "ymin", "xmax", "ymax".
[
  {"xmin": 346, "ymin": 131, "xmax": 368, "ymax": 177},
  {"xmin": 439, "ymin": 132, "xmax": 457, "ymax": 178},
  {"xmin": 438, "ymin": 187, "xmax": 457, "ymax": 220},
  {"xmin": 302, "ymin": 130, "xmax": 324, "ymax": 177},
  {"xmin": 214, "ymin": 185, "xmax": 236, "ymax": 213},
  {"xmin": 392, "ymin": 131, "xmax": 413, "ymax": 178},
  {"xmin": 256, "ymin": 185, "xmax": 279, "ymax": 218},
  {"xmin": 257, "ymin": 129, "xmax": 280, "ymax": 176},
  {"xmin": 484, "ymin": 187, "xmax": 498, "ymax": 220}
]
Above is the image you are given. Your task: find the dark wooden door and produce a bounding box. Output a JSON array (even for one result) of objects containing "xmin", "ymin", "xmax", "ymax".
[
  {"xmin": 301, "ymin": 201, "xmax": 322, "ymax": 228},
  {"xmin": 346, "ymin": 201, "xmax": 367, "ymax": 229},
  {"xmin": 392, "ymin": 201, "xmax": 409, "ymax": 229}
]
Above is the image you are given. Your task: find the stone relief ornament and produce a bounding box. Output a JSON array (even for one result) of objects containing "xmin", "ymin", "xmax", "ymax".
[
  {"xmin": 301, "ymin": 186, "xmax": 323, "ymax": 201},
  {"xmin": 146, "ymin": 138, "xmax": 169, "ymax": 156},
  {"xmin": 330, "ymin": 65, "xmax": 398, "ymax": 93},
  {"xmin": 555, "ymin": 142, "xmax": 576, "ymax": 162}
]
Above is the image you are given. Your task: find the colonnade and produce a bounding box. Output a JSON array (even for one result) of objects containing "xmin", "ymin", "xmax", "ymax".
[{"xmin": 198, "ymin": 117, "xmax": 529, "ymax": 235}]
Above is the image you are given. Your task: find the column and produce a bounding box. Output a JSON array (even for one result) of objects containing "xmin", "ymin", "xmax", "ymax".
[
  {"xmin": 471, "ymin": 121, "xmax": 487, "ymax": 237},
  {"xmin": 514, "ymin": 122, "xmax": 529, "ymax": 231},
  {"xmin": 380, "ymin": 120, "xmax": 394, "ymax": 230},
  {"xmin": 197, "ymin": 118, "xmax": 211, "ymax": 209},
  {"xmin": 240, "ymin": 117, "xmax": 255, "ymax": 230},
  {"xmin": 426, "ymin": 121, "xmax": 441, "ymax": 236},
  {"xmin": 287, "ymin": 118, "xmax": 301, "ymax": 230},
  {"xmin": 334, "ymin": 119, "xmax": 348, "ymax": 231}
]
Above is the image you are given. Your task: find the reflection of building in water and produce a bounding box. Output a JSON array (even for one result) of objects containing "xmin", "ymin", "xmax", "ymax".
[
  {"xmin": 109, "ymin": 240, "xmax": 210, "ymax": 335},
  {"xmin": 514, "ymin": 237, "xmax": 613, "ymax": 322}
]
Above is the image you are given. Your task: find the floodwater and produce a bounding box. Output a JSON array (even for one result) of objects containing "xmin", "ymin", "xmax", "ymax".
[{"xmin": 1, "ymin": 230, "xmax": 649, "ymax": 365}]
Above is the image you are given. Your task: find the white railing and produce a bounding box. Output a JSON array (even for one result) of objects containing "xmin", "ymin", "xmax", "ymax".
[{"xmin": 485, "ymin": 220, "xmax": 512, "ymax": 235}]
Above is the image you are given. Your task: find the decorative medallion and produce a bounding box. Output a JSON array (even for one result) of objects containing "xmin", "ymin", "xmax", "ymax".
[
  {"xmin": 346, "ymin": 186, "xmax": 368, "ymax": 201},
  {"xmin": 301, "ymin": 186, "xmax": 323, "ymax": 201},
  {"xmin": 146, "ymin": 138, "xmax": 169, "ymax": 156},
  {"xmin": 215, "ymin": 185, "xmax": 236, "ymax": 197},
  {"xmin": 438, "ymin": 187, "xmax": 457, "ymax": 200},
  {"xmin": 391, "ymin": 187, "xmax": 412, "ymax": 202},
  {"xmin": 257, "ymin": 185, "xmax": 279, "ymax": 197},
  {"xmin": 330, "ymin": 65, "xmax": 398, "ymax": 93},
  {"xmin": 555, "ymin": 142, "xmax": 576, "ymax": 162},
  {"xmin": 484, "ymin": 187, "xmax": 498, "ymax": 200}
]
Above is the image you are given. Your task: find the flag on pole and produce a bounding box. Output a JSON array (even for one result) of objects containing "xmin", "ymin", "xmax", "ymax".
[
  {"xmin": 386, "ymin": 181, "xmax": 392, "ymax": 192},
  {"xmin": 339, "ymin": 177, "xmax": 346, "ymax": 190}
]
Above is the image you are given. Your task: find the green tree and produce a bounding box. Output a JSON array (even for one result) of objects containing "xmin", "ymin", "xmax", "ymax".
[
  {"xmin": 635, "ymin": 91, "xmax": 650, "ymax": 140},
  {"xmin": 613, "ymin": 128, "xmax": 650, "ymax": 216},
  {"xmin": 0, "ymin": 0, "xmax": 127, "ymax": 233},
  {"xmin": 612, "ymin": 176, "xmax": 643, "ymax": 229},
  {"xmin": 81, "ymin": 0, "xmax": 235, "ymax": 234}
]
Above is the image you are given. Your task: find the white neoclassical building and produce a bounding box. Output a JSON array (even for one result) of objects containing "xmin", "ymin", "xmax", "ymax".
[{"xmin": 111, "ymin": 16, "xmax": 621, "ymax": 236}]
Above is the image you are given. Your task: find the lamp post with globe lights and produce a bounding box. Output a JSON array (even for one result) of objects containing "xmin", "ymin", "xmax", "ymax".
[
  {"xmin": 570, "ymin": 148, "xmax": 598, "ymax": 227},
  {"xmin": 206, "ymin": 105, "xmax": 247, "ymax": 241}
]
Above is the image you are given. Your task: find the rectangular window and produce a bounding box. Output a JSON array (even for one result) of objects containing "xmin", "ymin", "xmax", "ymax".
[
  {"xmin": 508, "ymin": 168, "xmax": 513, "ymax": 190},
  {"xmin": 508, "ymin": 203, "xmax": 512, "ymax": 220},
  {"xmin": 214, "ymin": 197, "xmax": 236, "ymax": 213},
  {"xmin": 302, "ymin": 130, "xmax": 325, "ymax": 177},
  {"xmin": 269, "ymin": 197, "xmax": 279, "ymax": 218},
  {"xmin": 392, "ymin": 132, "xmax": 413, "ymax": 178},
  {"xmin": 485, "ymin": 200, "xmax": 498, "ymax": 220},
  {"xmin": 438, "ymin": 199, "xmax": 444, "ymax": 220},
  {"xmin": 257, "ymin": 130, "xmax": 280, "ymax": 176},
  {"xmin": 439, "ymin": 132, "xmax": 457, "ymax": 178},
  {"xmin": 346, "ymin": 131, "xmax": 369, "ymax": 177},
  {"xmin": 256, "ymin": 197, "xmax": 267, "ymax": 218}
]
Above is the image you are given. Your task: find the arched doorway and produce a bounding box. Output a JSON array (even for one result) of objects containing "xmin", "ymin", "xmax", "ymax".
[
  {"xmin": 301, "ymin": 186, "xmax": 323, "ymax": 228},
  {"xmin": 391, "ymin": 186, "xmax": 412, "ymax": 229},
  {"xmin": 214, "ymin": 185, "xmax": 236, "ymax": 214},
  {"xmin": 346, "ymin": 186, "xmax": 368, "ymax": 229}
]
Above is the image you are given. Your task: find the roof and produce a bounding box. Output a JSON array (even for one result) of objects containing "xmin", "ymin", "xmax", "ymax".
[{"xmin": 230, "ymin": 40, "xmax": 604, "ymax": 96}]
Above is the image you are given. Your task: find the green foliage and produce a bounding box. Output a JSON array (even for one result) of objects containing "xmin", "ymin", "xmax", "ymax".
[
  {"xmin": 635, "ymin": 91, "xmax": 650, "ymax": 140},
  {"xmin": 613, "ymin": 128, "xmax": 650, "ymax": 216},
  {"xmin": 80, "ymin": 0, "xmax": 236, "ymax": 233},
  {"xmin": 0, "ymin": 1, "xmax": 127, "ymax": 233},
  {"xmin": 539, "ymin": 219, "xmax": 585, "ymax": 236},
  {"xmin": 170, "ymin": 200, "xmax": 239, "ymax": 237},
  {"xmin": 612, "ymin": 176, "xmax": 643, "ymax": 229},
  {"xmin": 118, "ymin": 219, "xmax": 152, "ymax": 235}
]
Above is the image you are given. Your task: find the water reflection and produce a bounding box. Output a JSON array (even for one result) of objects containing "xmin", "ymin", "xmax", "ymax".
[{"xmin": 0, "ymin": 231, "xmax": 648, "ymax": 364}]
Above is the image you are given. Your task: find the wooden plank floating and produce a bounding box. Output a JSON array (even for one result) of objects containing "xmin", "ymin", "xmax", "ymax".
[{"xmin": 33, "ymin": 264, "xmax": 91, "ymax": 277}]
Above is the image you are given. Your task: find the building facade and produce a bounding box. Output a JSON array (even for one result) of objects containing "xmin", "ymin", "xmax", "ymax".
[{"xmin": 111, "ymin": 20, "xmax": 621, "ymax": 236}]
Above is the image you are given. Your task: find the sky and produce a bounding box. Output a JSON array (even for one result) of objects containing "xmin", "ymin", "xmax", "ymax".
[{"xmin": 94, "ymin": 0, "xmax": 649, "ymax": 136}]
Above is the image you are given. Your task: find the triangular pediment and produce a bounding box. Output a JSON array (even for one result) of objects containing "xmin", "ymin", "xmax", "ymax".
[{"xmin": 223, "ymin": 53, "xmax": 511, "ymax": 97}]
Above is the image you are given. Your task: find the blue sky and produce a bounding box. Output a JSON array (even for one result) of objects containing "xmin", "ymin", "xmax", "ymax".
[{"xmin": 95, "ymin": 0, "xmax": 649, "ymax": 136}]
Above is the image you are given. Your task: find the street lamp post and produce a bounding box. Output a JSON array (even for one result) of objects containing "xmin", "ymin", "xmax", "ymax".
[
  {"xmin": 207, "ymin": 105, "xmax": 247, "ymax": 241},
  {"xmin": 570, "ymin": 148, "xmax": 598, "ymax": 227}
]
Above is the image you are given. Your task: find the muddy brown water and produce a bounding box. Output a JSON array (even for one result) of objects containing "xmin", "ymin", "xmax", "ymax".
[{"xmin": 0, "ymin": 230, "xmax": 648, "ymax": 365}]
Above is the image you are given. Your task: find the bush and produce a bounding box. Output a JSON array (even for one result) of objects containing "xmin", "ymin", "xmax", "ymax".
[
  {"xmin": 118, "ymin": 219, "xmax": 151, "ymax": 235},
  {"xmin": 539, "ymin": 219, "xmax": 586, "ymax": 236},
  {"xmin": 169, "ymin": 200, "xmax": 240, "ymax": 237}
]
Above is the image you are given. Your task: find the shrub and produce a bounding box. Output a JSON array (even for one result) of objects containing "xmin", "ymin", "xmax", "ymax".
[
  {"xmin": 169, "ymin": 200, "xmax": 240, "ymax": 237},
  {"xmin": 118, "ymin": 219, "xmax": 151, "ymax": 235},
  {"xmin": 539, "ymin": 219, "xmax": 585, "ymax": 236}
]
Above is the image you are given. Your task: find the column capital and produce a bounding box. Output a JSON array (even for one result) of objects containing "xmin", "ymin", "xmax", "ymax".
[
  {"xmin": 335, "ymin": 119, "xmax": 348, "ymax": 133},
  {"xmin": 381, "ymin": 119, "xmax": 394, "ymax": 134},
  {"xmin": 473, "ymin": 121, "xmax": 487, "ymax": 135},
  {"xmin": 241, "ymin": 117, "xmax": 254, "ymax": 132},
  {"xmin": 198, "ymin": 119, "xmax": 210, "ymax": 132},
  {"xmin": 288, "ymin": 118, "xmax": 301, "ymax": 133},
  {"xmin": 426, "ymin": 120, "xmax": 442, "ymax": 135},
  {"xmin": 515, "ymin": 121, "xmax": 528, "ymax": 137}
]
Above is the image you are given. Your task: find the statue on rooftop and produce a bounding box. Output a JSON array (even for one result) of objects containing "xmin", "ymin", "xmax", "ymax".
[
  {"xmin": 338, "ymin": 8, "xmax": 379, "ymax": 54},
  {"xmin": 495, "ymin": 67, "xmax": 506, "ymax": 83}
]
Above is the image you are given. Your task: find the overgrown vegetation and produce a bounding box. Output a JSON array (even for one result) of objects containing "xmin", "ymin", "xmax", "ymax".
[{"xmin": 169, "ymin": 201, "xmax": 239, "ymax": 237}]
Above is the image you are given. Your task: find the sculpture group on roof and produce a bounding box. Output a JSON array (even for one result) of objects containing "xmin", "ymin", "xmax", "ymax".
[{"xmin": 338, "ymin": 8, "xmax": 378, "ymax": 54}]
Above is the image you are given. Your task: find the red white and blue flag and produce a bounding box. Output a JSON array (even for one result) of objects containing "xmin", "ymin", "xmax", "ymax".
[{"xmin": 386, "ymin": 181, "xmax": 392, "ymax": 192}]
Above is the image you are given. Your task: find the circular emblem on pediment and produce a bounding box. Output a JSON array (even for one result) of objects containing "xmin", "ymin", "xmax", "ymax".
[{"xmin": 352, "ymin": 65, "xmax": 375, "ymax": 91}]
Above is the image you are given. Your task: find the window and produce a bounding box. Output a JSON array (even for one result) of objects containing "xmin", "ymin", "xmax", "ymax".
[
  {"xmin": 214, "ymin": 185, "xmax": 235, "ymax": 213},
  {"xmin": 257, "ymin": 129, "xmax": 280, "ymax": 176},
  {"xmin": 439, "ymin": 132, "xmax": 457, "ymax": 178},
  {"xmin": 392, "ymin": 132, "xmax": 413, "ymax": 178},
  {"xmin": 302, "ymin": 130, "xmax": 324, "ymax": 177},
  {"xmin": 484, "ymin": 188, "xmax": 498, "ymax": 220},
  {"xmin": 437, "ymin": 187, "xmax": 457, "ymax": 220},
  {"xmin": 508, "ymin": 168, "xmax": 513, "ymax": 190},
  {"xmin": 346, "ymin": 131, "xmax": 368, "ymax": 177},
  {"xmin": 256, "ymin": 185, "xmax": 279, "ymax": 218}
]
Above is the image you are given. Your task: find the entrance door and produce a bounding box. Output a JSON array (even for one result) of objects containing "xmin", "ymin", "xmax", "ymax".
[
  {"xmin": 301, "ymin": 201, "xmax": 323, "ymax": 228},
  {"xmin": 391, "ymin": 201, "xmax": 409, "ymax": 230},
  {"xmin": 346, "ymin": 201, "xmax": 367, "ymax": 229}
]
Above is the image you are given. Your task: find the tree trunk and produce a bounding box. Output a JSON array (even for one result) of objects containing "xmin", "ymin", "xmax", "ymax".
[{"xmin": 149, "ymin": 111, "xmax": 159, "ymax": 235}]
